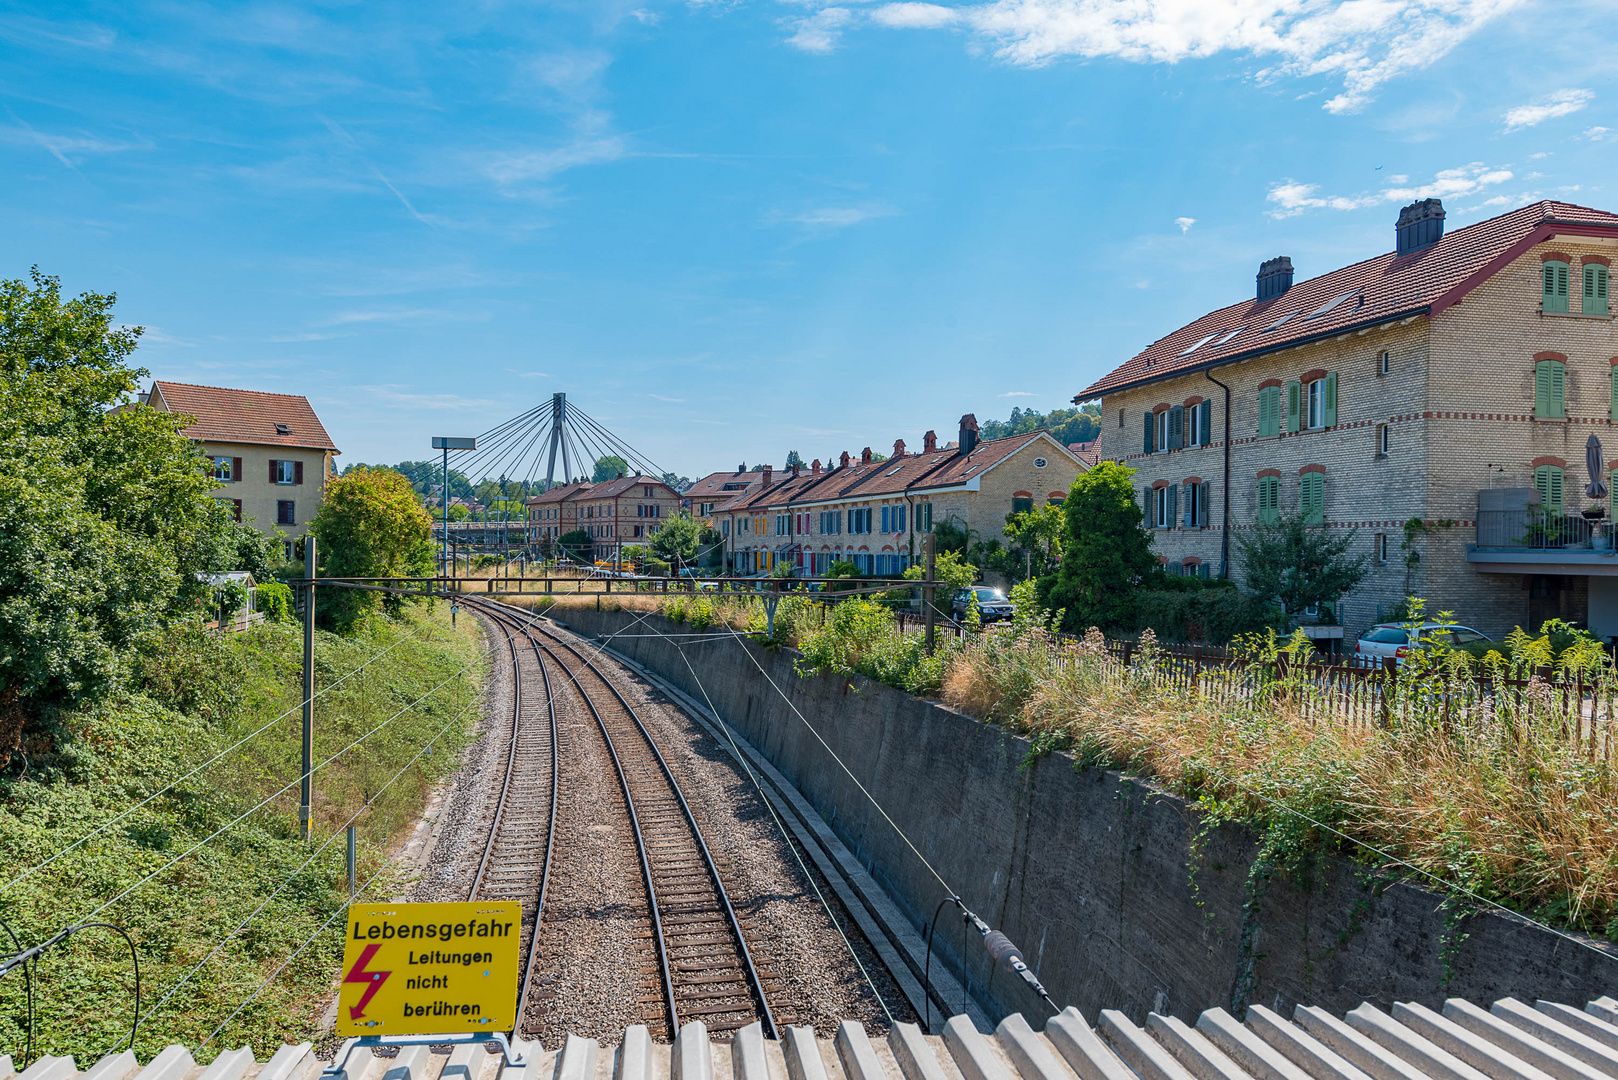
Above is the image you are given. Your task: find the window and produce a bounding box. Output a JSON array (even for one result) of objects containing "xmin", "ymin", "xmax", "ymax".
[
  {"xmin": 277, "ymin": 500, "xmax": 296, "ymax": 526},
  {"xmin": 1364, "ymin": 627, "xmax": 1407, "ymax": 645},
  {"xmin": 894, "ymin": 505, "xmax": 906, "ymax": 532},
  {"xmin": 1183, "ymin": 482, "xmax": 1208, "ymax": 527},
  {"xmin": 1256, "ymin": 476, "xmax": 1280, "ymax": 525},
  {"xmin": 1376, "ymin": 424, "xmax": 1389, "ymax": 456},
  {"xmin": 1308, "ymin": 290, "xmax": 1361, "ymax": 319},
  {"xmin": 212, "ymin": 456, "xmax": 233, "ymax": 481},
  {"xmin": 1142, "ymin": 411, "xmax": 1155, "ymax": 454},
  {"xmin": 722, "ymin": 519, "xmax": 730, "ymax": 536},
  {"xmin": 1033, "ymin": 457, "xmax": 1048, "ymax": 468},
  {"xmin": 1265, "ymin": 310, "xmax": 1299, "ymax": 332},
  {"xmin": 272, "ymin": 459, "xmax": 299, "ymax": 484},
  {"xmin": 1585, "ymin": 264, "xmax": 1610, "ymax": 316},
  {"xmin": 1534, "ymin": 359, "xmax": 1567, "ymax": 419},
  {"xmin": 1305, "ymin": 374, "xmax": 1337, "ymax": 428},
  {"xmin": 1543, "ymin": 260, "xmax": 1571, "ymax": 313},
  {"xmin": 1300, "ymin": 471, "xmax": 1325, "ymax": 525},
  {"xmin": 1118, "ymin": 409, "xmax": 1124, "ymax": 429},
  {"xmin": 923, "ymin": 502, "xmax": 933, "ymax": 532},
  {"xmin": 851, "ymin": 508, "xmax": 872, "ymax": 534},
  {"xmin": 1178, "ymin": 333, "xmax": 1218, "ymax": 357},
  {"xmin": 1534, "ymin": 464, "xmax": 1565, "ymax": 511},
  {"xmin": 274, "ymin": 423, "xmax": 291, "ymax": 436},
  {"xmin": 645, "ymin": 486, "xmax": 654, "ymax": 496},
  {"xmin": 1258, "ymin": 385, "xmax": 1281, "ymax": 438},
  {"xmin": 231, "ymin": 499, "xmax": 242, "ymax": 523},
  {"xmin": 1012, "ymin": 497, "xmax": 1034, "ymax": 515},
  {"xmin": 1376, "ymin": 533, "xmax": 1388, "ymax": 563},
  {"xmin": 1379, "ymin": 351, "xmax": 1390, "ymax": 376},
  {"xmin": 1149, "ymin": 485, "xmax": 1177, "ymax": 529}
]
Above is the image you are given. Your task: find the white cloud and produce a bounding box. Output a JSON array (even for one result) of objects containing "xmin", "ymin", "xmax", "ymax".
[
  {"xmin": 1529, "ymin": 151, "xmax": 1551, "ymax": 158},
  {"xmin": 1174, "ymin": 216, "xmax": 1195, "ymax": 233},
  {"xmin": 1584, "ymin": 126, "xmax": 1612, "ymax": 142},
  {"xmin": 871, "ymin": 3, "xmax": 961, "ymax": 28},
  {"xmin": 1502, "ymin": 88, "xmax": 1593, "ymax": 132},
  {"xmin": 786, "ymin": 7, "xmax": 854, "ymax": 52},
  {"xmin": 481, "ymin": 137, "xmax": 626, "ymax": 186},
  {"xmin": 1388, "ymin": 174, "xmax": 1409, "ymax": 183},
  {"xmin": 998, "ymin": 390, "xmax": 1035, "ymax": 397},
  {"xmin": 788, "ymin": 205, "xmax": 896, "ymax": 228},
  {"xmin": 854, "ymin": 0, "xmax": 1523, "ymax": 113},
  {"xmin": 505, "ymin": 369, "xmax": 553, "ymax": 379},
  {"xmin": 648, "ymin": 394, "xmax": 685, "ymax": 402},
  {"xmin": 1, "ymin": 122, "xmax": 151, "ymax": 168},
  {"xmin": 322, "ymin": 308, "xmax": 485, "ymax": 326},
  {"xmin": 1266, "ymin": 162, "xmax": 1514, "ymax": 218},
  {"xmin": 365, "ymin": 387, "xmax": 502, "ymax": 410}
]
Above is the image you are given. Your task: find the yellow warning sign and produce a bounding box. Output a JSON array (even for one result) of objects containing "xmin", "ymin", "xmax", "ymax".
[{"xmin": 336, "ymin": 901, "xmax": 522, "ymax": 1037}]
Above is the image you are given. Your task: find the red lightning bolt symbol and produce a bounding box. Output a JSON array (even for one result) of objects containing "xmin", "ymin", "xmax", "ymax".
[{"xmin": 343, "ymin": 943, "xmax": 391, "ymax": 1020}]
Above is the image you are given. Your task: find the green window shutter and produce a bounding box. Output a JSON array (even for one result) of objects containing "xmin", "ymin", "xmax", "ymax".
[
  {"xmin": 1259, "ymin": 386, "xmax": 1278, "ymax": 438},
  {"xmin": 1587, "ymin": 264, "xmax": 1610, "ymax": 316},
  {"xmin": 1551, "ymin": 361, "xmax": 1566, "ymax": 418},
  {"xmin": 1544, "ymin": 261, "xmax": 1570, "ymax": 312},
  {"xmin": 1535, "ymin": 361, "xmax": 1551, "ymax": 417},
  {"xmin": 1302, "ymin": 473, "xmax": 1324, "ymax": 525},
  {"xmin": 1142, "ymin": 487, "xmax": 1153, "ymax": 527},
  {"xmin": 1198, "ymin": 400, "xmax": 1212, "ymax": 445},
  {"xmin": 1611, "ymin": 365, "xmax": 1617, "ymax": 424},
  {"xmin": 1534, "ymin": 465, "xmax": 1565, "ymax": 510},
  {"xmin": 1286, "ymin": 381, "xmax": 1301, "ymax": 433},
  {"xmin": 1166, "ymin": 483, "xmax": 1178, "ymax": 526},
  {"xmin": 1322, "ymin": 372, "xmax": 1337, "ymax": 427},
  {"xmin": 1169, "ymin": 405, "xmax": 1184, "ymax": 450},
  {"xmin": 1256, "ymin": 477, "xmax": 1277, "ymax": 525},
  {"xmin": 1143, "ymin": 412, "xmax": 1154, "ymax": 454}
]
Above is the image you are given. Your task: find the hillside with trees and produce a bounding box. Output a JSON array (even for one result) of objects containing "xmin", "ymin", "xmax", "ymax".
[{"xmin": 979, "ymin": 401, "xmax": 1101, "ymax": 445}]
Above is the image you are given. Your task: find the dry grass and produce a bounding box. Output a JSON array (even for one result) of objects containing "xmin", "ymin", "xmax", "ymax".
[{"xmin": 941, "ymin": 628, "xmax": 1618, "ymax": 934}]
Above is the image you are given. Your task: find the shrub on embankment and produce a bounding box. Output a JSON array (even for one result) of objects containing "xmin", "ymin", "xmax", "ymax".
[
  {"xmin": 0, "ymin": 606, "xmax": 485, "ymax": 1063},
  {"xmin": 584, "ymin": 588, "xmax": 1618, "ymax": 941}
]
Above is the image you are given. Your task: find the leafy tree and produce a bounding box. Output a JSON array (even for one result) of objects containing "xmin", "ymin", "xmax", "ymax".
[
  {"xmin": 557, "ymin": 529, "xmax": 592, "ymax": 563},
  {"xmin": 1041, "ymin": 462, "xmax": 1158, "ymax": 631},
  {"xmin": 309, "ymin": 466, "xmax": 437, "ymax": 629},
  {"xmin": 0, "ymin": 269, "xmax": 245, "ymax": 762},
  {"xmin": 1001, "ymin": 503, "xmax": 1066, "ymax": 580},
  {"xmin": 659, "ymin": 472, "xmax": 692, "ymax": 493},
  {"xmin": 1233, "ymin": 509, "xmax": 1368, "ymax": 621},
  {"xmin": 447, "ymin": 503, "xmax": 470, "ymax": 522},
  {"xmin": 980, "ymin": 402, "xmax": 1101, "ymax": 446},
  {"xmin": 784, "ymin": 450, "xmax": 803, "ymax": 470},
  {"xmin": 593, "ymin": 455, "xmax": 630, "ymax": 482},
  {"xmin": 650, "ymin": 512, "xmax": 704, "ymax": 569}
]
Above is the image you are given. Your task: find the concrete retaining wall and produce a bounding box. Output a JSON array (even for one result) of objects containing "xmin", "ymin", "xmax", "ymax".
[{"xmin": 564, "ymin": 607, "xmax": 1617, "ymax": 1027}]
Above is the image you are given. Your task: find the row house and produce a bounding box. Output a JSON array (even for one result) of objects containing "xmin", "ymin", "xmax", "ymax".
[
  {"xmin": 524, "ymin": 481, "xmax": 593, "ymax": 542},
  {"xmin": 1078, "ymin": 197, "xmax": 1618, "ymax": 641},
  {"xmin": 145, "ymin": 380, "xmax": 339, "ymax": 560},
  {"xmin": 683, "ymin": 468, "xmax": 768, "ymax": 527},
  {"xmin": 714, "ymin": 416, "xmax": 1086, "ymax": 576},
  {"xmin": 525, "ymin": 476, "xmax": 683, "ymax": 561}
]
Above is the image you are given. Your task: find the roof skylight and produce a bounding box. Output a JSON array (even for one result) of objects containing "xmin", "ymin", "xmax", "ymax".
[
  {"xmin": 1214, "ymin": 326, "xmax": 1247, "ymax": 345},
  {"xmin": 886, "ymin": 466, "xmax": 902, "ymax": 477},
  {"xmin": 1177, "ymin": 333, "xmax": 1218, "ymax": 357},
  {"xmin": 274, "ymin": 423, "xmax": 291, "ymax": 435},
  {"xmin": 1309, "ymin": 289, "xmax": 1362, "ymax": 318},
  {"xmin": 1264, "ymin": 311, "xmax": 1299, "ymax": 332}
]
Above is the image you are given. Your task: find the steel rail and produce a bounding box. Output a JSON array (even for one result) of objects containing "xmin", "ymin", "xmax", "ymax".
[
  {"xmin": 464, "ymin": 604, "xmax": 560, "ymax": 1039},
  {"xmin": 470, "ymin": 596, "xmax": 777, "ymax": 1040}
]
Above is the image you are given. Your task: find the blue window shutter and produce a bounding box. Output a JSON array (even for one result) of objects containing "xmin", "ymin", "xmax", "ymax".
[
  {"xmin": 1169, "ymin": 405, "xmax": 1185, "ymax": 450},
  {"xmin": 1183, "ymin": 484, "xmax": 1194, "ymax": 527},
  {"xmin": 1143, "ymin": 412, "xmax": 1154, "ymax": 454},
  {"xmin": 881, "ymin": 506, "xmax": 889, "ymax": 533},
  {"xmin": 1198, "ymin": 400, "xmax": 1212, "ymax": 445},
  {"xmin": 1142, "ymin": 487, "xmax": 1153, "ymax": 527},
  {"xmin": 1166, "ymin": 484, "xmax": 1178, "ymax": 526}
]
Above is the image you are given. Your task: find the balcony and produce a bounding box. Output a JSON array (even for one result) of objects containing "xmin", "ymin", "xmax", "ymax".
[{"xmin": 1468, "ymin": 507, "xmax": 1618, "ymax": 574}]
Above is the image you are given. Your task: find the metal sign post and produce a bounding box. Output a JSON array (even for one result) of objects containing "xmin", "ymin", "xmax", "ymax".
[{"xmin": 301, "ymin": 535, "xmax": 317, "ymax": 842}]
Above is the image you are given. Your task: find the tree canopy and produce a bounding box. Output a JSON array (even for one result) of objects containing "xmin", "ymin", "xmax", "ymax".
[
  {"xmin": 0, "ymin": 269, "xmax": 252, "ymax": 761},
  {"xmin": 979, "ymin": 402, "xmax": 1100, "ymax": 447},
  {"xmin": 593, "ymin": 455, "xmax": 630, "ymax": 482},
  {"xmin": 1040, "ymin": 462, "xmax": 1158, "ymax": 631},
  {"xmin": 650, "ymin": 512, "xmax": 705, "ymax": 569},
  {"xmin": 1234, "ymin": 509, "xmax": 1368, "ymax": 620},
  {"xmin": 310, "ymin": 466, "xmax": 437, "ymax": 629}
]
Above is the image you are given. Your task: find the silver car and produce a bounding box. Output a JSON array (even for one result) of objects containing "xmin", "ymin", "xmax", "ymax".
[
  {"xmin": 1354, "ymin": 622, "xmax": 1492, "ymax": 666},
  {"xmin": 953, "ymin": 586, "xmax": 1014, "ymax": 623}
]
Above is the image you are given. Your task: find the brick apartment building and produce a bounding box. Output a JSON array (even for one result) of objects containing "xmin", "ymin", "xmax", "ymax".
[
  {"xmin": 524, "ymin": 476, "xmax": 682, "ymax": 562},
  {"xmin": 146, "ymin": 381, "xmax": 339, "ymax": 558},
  {"xmin": 1079, "ymin": 198, "xmax": 1618, "ymax": 641},
  {"xmin": 524, "ymin": 481, "xmax": 593, "ymax": 542},
  {"xmin": 711, "ymin": 416, "xmax": 1086, "ymax": 576}
]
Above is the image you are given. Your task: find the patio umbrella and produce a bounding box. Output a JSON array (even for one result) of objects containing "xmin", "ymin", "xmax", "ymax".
[{"xmin": 1588, "ymin": 432, "xmax": 1609, "ymax": 499}]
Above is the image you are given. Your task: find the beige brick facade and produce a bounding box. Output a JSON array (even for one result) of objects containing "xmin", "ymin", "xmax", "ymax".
[{"xmin": 1095, "ymin": 235, "xmax": 1618, "ymax": 642}]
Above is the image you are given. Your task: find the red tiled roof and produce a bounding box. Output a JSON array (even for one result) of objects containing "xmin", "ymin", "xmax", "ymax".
[
  {"xmin": 583, "ymin": 475, "xmax": 680, "ymax": 499},
  {"xmin": 1077, "ymin": 200, "xmax": 1618, "ymax": 400},
  {"xmin": 686, "ymin": 469, "xmax": 768, "ymax": 501},
  {"xmin": 151, "ymin": 381, "xmax": 339, "ymax": 451},
  {"xmin": 525, "ymin": 481, "xmax": 593, "ymax": 506},
  {"xmin": 1068, "ymin": 440, "xmax": 1101, "ymax": 468}
]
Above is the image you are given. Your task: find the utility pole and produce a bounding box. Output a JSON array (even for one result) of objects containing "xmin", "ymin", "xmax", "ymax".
[
  {"xmin": 300, "ymin": 534, "xmax": 317, "ymax": 842},
  {"xmin": 923, "ymin": 531, "xmax": 936, "ymax": 656}
]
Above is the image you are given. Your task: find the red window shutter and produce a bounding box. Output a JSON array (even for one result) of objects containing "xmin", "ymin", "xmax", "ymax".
[
  {"xmin": 232, "ymin": 499, "xmax": 242, "ymax": 522},
  {"xmin": 269, "ymin": 459, "xmax": 279, "ymax": 483},
  {"xmin": 232, "ymin": 458, "xmax": 243, "ymax": 483},
  {"xmin": 294, "ymin": 460, "xmax": 304, "ymax": 485}
]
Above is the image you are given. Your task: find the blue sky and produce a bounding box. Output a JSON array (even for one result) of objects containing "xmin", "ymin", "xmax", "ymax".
[{"xmin": 4, "ymin": 0, "xmax": 1614, "ymax": 480}]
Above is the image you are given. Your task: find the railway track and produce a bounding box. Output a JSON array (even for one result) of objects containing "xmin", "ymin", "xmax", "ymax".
[{"xmin": 461, "ymin": 597, "xmax": 776, "ymax": 1041}]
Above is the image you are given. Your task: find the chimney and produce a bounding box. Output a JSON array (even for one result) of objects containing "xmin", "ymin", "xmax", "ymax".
[
  {"xmin": 957, "ymin": 414, "xmax": 979, "ymax": 456},
  {"xmin": 923, "ymin": 430, "xmax": 938, "ymax": 453},
  {"xmin": 839, "ymin": 451, "xmax": 851, "ymax": 468},
  {"xmin": 791, "ymin": 462, "xmax": 800, "ymax": 478},
  {"xmin": 1396, "ymin": 198, "xmax": 1445, "ymax": 256},
  {"xmin": 893, "ymin": 438, "xmax": 906, "ymax": 458},
  {"xmin": 761, "ymin": 465, "xmax": 773, "ymax": 488},
  {"xmin": 861, "ymin": 447, "xmax": 872, "ymax": 464},
  {"xmin": 812, "ymin": 459, "xmax": 821, "ymax": 475},
  {"xmin": 1256, "ymin": 256, "xmax": 1294, "ymax": 302}
]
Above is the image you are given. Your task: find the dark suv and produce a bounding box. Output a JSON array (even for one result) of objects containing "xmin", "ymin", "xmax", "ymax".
[{"xmin": 952, "ymin": 586, "xmax": 1014, "ymax": 623}]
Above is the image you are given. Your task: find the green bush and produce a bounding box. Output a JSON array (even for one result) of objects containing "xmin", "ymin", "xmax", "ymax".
[
  {"xmin": 794, "ymin": 598, "xmax": 953, "ymax": 694},
  {"xmin": 255, "ymin": 581, "xmax": 293, "ymax": 623},
  {"xmin": 1132, "ymin": 585, "xmax": 1283, "ymax": 643},
  {"xmin": 643, "ymin": 557, "xmax": 671, "ymax": 577}
]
